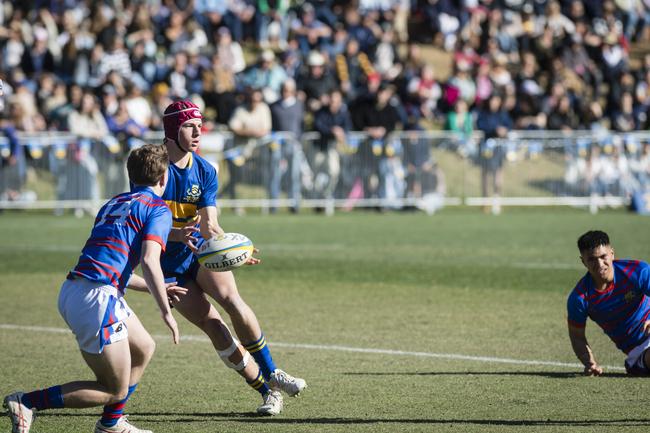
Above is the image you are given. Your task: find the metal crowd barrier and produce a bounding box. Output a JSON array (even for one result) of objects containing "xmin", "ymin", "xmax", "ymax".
[{"xmin": 1, "ymin": 129, "xmax": 650, "ymax": 214}]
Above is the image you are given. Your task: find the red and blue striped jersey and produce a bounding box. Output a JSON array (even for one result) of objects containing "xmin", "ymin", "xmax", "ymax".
[
  {"xmin": 159, "ymin": 152, "xmax": 218, "ymax": 276},
  {"xmin": 69, "ymin": 186, "xmax": 172, "ymax": 292},
  {"xmin": 567, "ymin": 259, "xmax": 650, "ymax": 353}
]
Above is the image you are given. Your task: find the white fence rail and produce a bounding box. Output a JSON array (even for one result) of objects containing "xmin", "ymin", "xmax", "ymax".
[{"xmin": 1, "ymin": 129, "xmax": 649, "ymax": 214}]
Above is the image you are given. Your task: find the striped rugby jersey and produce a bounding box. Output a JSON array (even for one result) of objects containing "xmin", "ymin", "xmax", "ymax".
[
  {"xmin": 567, "ymin": 259, "xmax": 650, "ymax": 354},
  {"xmin": 160, "ymin": 152, "xmax": 218, "ymax": 276},
  {"xmin": 68, "ymin": 186, "xmax": 172, "ymax": 292}
]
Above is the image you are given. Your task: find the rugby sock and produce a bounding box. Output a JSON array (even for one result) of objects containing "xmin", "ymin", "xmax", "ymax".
[
  {"xmin": 246, "ymin": 371, "xmax": 271, "ymax": 396},
  {"xmin": 100, "ymin": 383, "xmax": 137, "ymax": 427},
  {"xmin": 244, "ymin": 334, "xmax": 277, "ymax": 381},
  {"xmin": 21, "ymin": 385, "xmax": 65, "ymax": 410}
]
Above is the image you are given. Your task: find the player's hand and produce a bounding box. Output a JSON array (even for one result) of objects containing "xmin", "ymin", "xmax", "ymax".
[
  {"xmin": 166, "ymin": 282, "xmax": 188, "ymax": 305},
  {"xmin": 245, "ymin": 248, "xmax": 261, "ymax": 266},
  {"xmin": 180, "ymin": 216, "xmax": 201, "ymax": 253},
  {"xmin": 642, "ymin": 320, "xmax": 650, "ymax": 336},
  {"xmin": 583, "ymin": 362, "xmax": 603, "ymax": 376},
  {"xmin": 162, "ymin": 311, "xmax": 180, "ymax": 344}
]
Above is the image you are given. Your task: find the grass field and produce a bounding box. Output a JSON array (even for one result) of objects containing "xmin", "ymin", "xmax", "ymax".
[{"xmin": 2, "ymin": 208, "xmax": 650, "ymax": 433}]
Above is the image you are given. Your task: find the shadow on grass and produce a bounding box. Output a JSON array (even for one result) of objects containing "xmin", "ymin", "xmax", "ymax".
[
  {"xmin": 342, "ymin": 371, "xmax": 631, "ymax": 378},
  {"xmin": 32, "ymin": 412, "xmax": 650, "ymax": 427}
]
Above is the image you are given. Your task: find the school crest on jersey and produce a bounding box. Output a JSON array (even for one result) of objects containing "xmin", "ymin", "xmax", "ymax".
[
  {"xmin": 184, "ymin": 184, "xmax": 201, "ymax": 203},
  {"xmin": 625, "ymin": 290, "xmax": 640, "ymax": 303}
]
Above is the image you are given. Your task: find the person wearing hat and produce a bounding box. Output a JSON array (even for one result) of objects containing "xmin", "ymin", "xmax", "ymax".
[
  {"xmin": 159, "ymin": 100, "xmax": 306, "ymax": 416},
  {"xmin": 298, "ymin": 50, "xmax": 337, "ymax": 112}
]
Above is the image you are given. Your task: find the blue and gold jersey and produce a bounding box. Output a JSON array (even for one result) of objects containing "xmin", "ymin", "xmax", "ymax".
[{"xmin": 160, "ymin": 152, "xmax": 218, "ymax": 278}]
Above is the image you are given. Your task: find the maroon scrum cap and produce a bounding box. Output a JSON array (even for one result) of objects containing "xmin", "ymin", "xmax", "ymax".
[{"xmin": 163, "ymin": 100, "xmax": 203, "ymax": 142}]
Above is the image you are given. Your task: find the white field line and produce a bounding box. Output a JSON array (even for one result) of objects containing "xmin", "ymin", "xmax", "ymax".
[{"xmin": 0, "ymin": 323, "xmax": 625, "ymax": 371}]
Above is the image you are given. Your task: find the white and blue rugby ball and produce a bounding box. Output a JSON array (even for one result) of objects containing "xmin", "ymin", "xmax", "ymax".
[{"xmin": 197, "ymin": 233, "xmax": 254, "ymax": 272}]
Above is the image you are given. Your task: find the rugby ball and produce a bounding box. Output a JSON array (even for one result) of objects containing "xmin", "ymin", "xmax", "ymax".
[{"xmin": 197, "ymin": 233, "xmax": 255, "ymax": 272}]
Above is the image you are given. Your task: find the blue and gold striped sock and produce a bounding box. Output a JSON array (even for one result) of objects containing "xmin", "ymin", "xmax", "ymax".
[
  {"xmin": 244, "ymin": 334, "xmax": 277, "ymax": 381},
  {"xmin": 246, "ymin": 371, "xmax": 270, "ymax": 396}
]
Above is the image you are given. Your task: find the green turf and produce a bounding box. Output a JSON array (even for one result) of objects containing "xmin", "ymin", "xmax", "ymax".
[{"xmin": 2, "ymin": 209, "xmax": 650, "ymax": 432}]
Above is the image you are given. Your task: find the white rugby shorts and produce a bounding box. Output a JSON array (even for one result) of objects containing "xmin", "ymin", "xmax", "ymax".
[
  {"xmin": 58, "ymin": 278, "xmax": 132, "ymax": 354},
  {"xmin": 625, "ymin": 337, "xmax": 650, "ymax": 376}
]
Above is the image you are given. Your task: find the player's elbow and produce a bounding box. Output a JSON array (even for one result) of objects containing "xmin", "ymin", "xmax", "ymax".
[{"xmin": 140, "ymin": 254, "xmax": 161, "ymax": 274}]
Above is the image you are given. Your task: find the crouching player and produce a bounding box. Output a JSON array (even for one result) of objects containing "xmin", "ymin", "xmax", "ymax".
[
  {"xmin": 3, "ymin": 144, "xmax": 184, "ymax": 433},
  {"xmin": 568, "ymin": 230, "xmax": 650, "ymax": 376}
]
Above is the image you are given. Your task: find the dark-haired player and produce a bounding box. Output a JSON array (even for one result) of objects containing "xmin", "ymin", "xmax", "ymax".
[{"xmin": 568, "ymin": 230, "xmax": 650, "ymax": 376}]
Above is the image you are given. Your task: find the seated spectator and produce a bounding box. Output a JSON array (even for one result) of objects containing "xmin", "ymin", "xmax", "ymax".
[
  {"xmin": 216, "ymin": 27, "xmax": 246, "ymax": 74},
  {"xmin": 105, "ymin": 98, "xmax": 148, "ymax": 149},
  {"xmin": 548, "ymin": 95, "xmax": 580, "ymax": 131},
  {"xmin": 20, "ymin": 27, "xmax": 55, "ymax": 79},
  {"xmin": 240, "ymin": 49, "xmax": 287, "ymax": 105},
  {"xmin": 406, "ymin": 64, "xmax": 442, "ymax": 121},
  {"xmin": 611, "ymin": 92, "xmax": 637, "ymax": 132},
  {"xmin": 291, "ymin": 3, "xmax": 332, "ymax": 56},
  {"xmin": 298, "ymin": 50, "xmax": 338, "ymax": 113}
]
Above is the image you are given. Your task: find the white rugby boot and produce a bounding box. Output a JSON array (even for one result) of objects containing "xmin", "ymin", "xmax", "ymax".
[
  {"xmin": 256, "ymin": 390, "xmax": 283, "ymax": 416},
  {"xmin": 269, "ymin": 369, "xmax": 307, "ymax": 397},
  {"xmin": 94, "ymin": 416, "xmax": 153, "ymax": 433},
  {"xmin": 3, "ymin": 392, "xmax": 34, "ymax": 433}
]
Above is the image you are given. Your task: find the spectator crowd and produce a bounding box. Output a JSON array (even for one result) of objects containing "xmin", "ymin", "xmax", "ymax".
[{"xmin": 1, "ymin": 0, "xmax": 650, "ymax": 209}]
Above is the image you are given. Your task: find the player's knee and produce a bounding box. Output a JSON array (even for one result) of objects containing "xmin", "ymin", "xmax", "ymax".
[
  {"xmin": 218, "ymin": 339, "xmax": 251, "ymax": 372},
  {"xmin": 219, "ymin": 293, "xmax": 246, "ymax": 315},
  {"xmin": 142, "ymin": 335, "xmax": 156, "ymax": 361},
  {"xmin": 105, "ymin": 384, "xmax": 129, "ymax": 404}
]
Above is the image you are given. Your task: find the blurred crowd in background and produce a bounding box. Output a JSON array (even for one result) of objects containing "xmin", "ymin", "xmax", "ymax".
[{"xmin": 1, "ymin": 0, "xmax": 650, "ymax": 209}]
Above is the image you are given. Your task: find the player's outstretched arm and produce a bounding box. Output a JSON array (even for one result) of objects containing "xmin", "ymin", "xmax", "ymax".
[
  {"xmin": 141, "ymin": 240, "xmax": 181, "ymax": 344},
  {"xmin": 568, "ymin": 323, "xmax": 603, "ymax": 376},
  {"xmin": 125, "ymin": 274, "xmax": 188, "ymax": 305},
  {"xmin": 198, "ymin": 206, "xmax": 224, "ymax": 240}
]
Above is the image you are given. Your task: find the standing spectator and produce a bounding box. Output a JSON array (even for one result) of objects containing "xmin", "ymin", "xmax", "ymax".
[
  {"xmin": 355, "ymin": 83, "xmax": 402, "ymax": 202},
  {"xmin": 64, "ymin": 91, "xmax": 110, "ymax": 213},
  {"xmin": 477, "ymin": 93, "xmax": 512, "ymax": 214},
  {"xmin": 269, "ymin": 79, "xmax": 304, "ymax": 213},
  {"xmin": 312, "ymin": 89, "xmax": 352, "ymax": 202},
  {"xmin": 203, "ymin": 51, "xmax": 238, "ymax": 125},
  {"xmin": 227, "ymin": 88, "xmax": 271, "ymax": 214}
]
